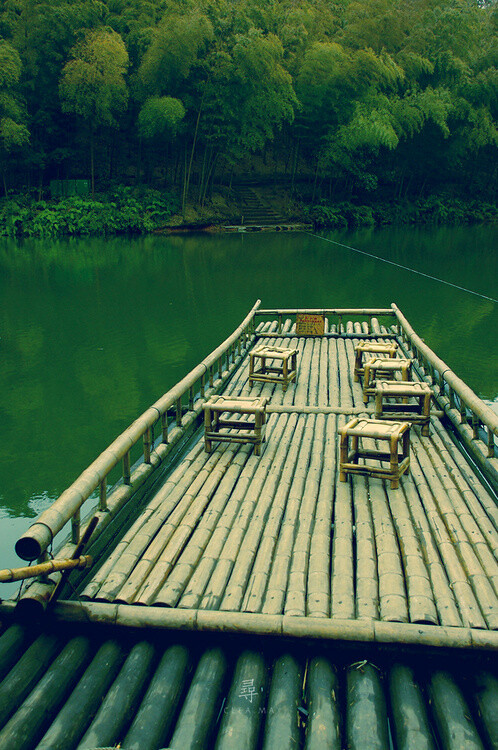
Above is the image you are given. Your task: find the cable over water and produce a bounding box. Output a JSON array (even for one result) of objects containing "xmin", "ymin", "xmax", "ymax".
[{"xmin": 307, "ymin": 232, "xmax": 498, "ymax": 304}]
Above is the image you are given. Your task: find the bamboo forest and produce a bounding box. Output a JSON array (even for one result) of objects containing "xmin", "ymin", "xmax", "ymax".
[{"xmin": 0, "ymin": 0, "xmax": 497, "ymax": 235}]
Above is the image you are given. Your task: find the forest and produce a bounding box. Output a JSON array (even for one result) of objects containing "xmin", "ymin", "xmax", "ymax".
[{"xmin": 0, "ymin": 0, "xmax": 497, "ymax": 232}]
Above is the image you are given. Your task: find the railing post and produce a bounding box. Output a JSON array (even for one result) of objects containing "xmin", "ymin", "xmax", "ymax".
[
  {"xmin": 161, "ymin": 413, "xmax": 169, "ymax": 444},
  {"xmin": 278, "ymin": 314, "xmax": 282, "ymax": 333},
  {"xmin": 471, "ymin": 413, "xmax": 479, "ymax": 440},
  {"xmin": 71, "ymin": 509, "xmax": 80, "ymax": 544},
  {"xmin": 176, "ymin": 396, "xmax": 182, "ymax": 427},
  {"xmin": 99, "ymin": 477, "xmax": 107, "ymax": 512},
  {"xmin": 143, "ymin": 427, "xmax": 151, "ymax": 464},
  {"xmin": 487, "ymin": 427, "xmax": 495, "ymax": 458},
  {"xmin": 188, "ymin": 385, "xmax": 194, "ymax": 411},
  {"xmin": 218, "ymin": 356, "xmax": 223, "ymax": 379},
  {"xmin": 200, "ymin": 373, "xmax": 205, "ymax": 399},
  {"xmin": 123, "ymin": 451, "xmax": 131, "ymax": 485},
  {"xmin": 209, "ymin": 365, "xmax": 213, "ymax": 388},
  {"xmin": 448, "ymin": 386, "xmax": 455, "ymax": 409}
]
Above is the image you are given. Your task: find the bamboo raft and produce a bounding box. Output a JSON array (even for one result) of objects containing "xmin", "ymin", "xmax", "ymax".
[{"xmin": 0, "ymin": 301, "xmax": 497, "ymax": 748}]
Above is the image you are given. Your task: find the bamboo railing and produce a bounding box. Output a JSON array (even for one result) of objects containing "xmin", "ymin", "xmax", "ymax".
[
  {"xmin": 14, "ymin": 301, "xmax": 262, "ymax": 563},
  {"xmin": 391, "ymin": 304, "xmax": 498, "ymax": 491}
]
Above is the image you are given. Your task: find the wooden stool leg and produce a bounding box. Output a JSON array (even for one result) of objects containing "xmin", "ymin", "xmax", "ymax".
[
  {"xmin": 403, "ymin": 429, "xmax": 410, "ymax": 465},
  {"xmin": 254, "ymin": 410, "xmax": 263, "ymax": 456},
  {"xmin": 339, "ymin": 431, "xmax": 348, "ymax": 482},
  {"xmin": 282, "ymin": 356, "xmax": 289, "ymax": 392},
  {"xmin": 374, "ymin": 391, "xmax": 383, "ymax": 419},
  {"xmin": 249, "ymin": 354, "xmax": 254, "ymax": 387},
  {"xmin": 422, "ymin": 394, "xmax": 431, "ymax": 437},
  {"xmin": 204, "ymin": 407, "xmax": 212, "ymax": 453},
  {"xmin": 351, "ymin": 435, "xmax": 359, "ymax": 464},
  {"xmin": 354, "ymin": 350, "xmax": 362, "ymax": 382},
  {"xmin": 363, "ymin": 366, "xmax": 371, "ymax": 403},
  {"xmin": 390, "ymin": 434, "xmax": 399, "ymax": 489}
]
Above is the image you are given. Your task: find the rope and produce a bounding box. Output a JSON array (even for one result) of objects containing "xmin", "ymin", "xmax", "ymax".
[{"xmin": 307, "ymin": 232, "xmax": 498, "ymax": 303}]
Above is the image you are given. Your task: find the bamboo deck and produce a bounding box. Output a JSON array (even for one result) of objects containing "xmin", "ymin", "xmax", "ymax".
[{"xmin": 72, "ymin": 319, "xmax": 498, "ymax": 643}]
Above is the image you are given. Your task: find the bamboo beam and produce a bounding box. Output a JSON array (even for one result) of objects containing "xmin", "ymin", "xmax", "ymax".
[
  {"xmin": 0, "ymin": 556, "xmax": 91, "ymax": 583},
  {"xmin": 15, "ymin": 300, "xmax": 261, "ymax": 562},
  {"xmin": 256, "ymin": 308, "xmax": 395, "ymax": 316},
  {"xmin": 48, "ymin": 601, "xmax": 498, "ymax": 650}
]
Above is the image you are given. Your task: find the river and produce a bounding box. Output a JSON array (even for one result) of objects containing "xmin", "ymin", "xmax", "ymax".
[{"xmin": 0, "ymin": 225, "xmax": 496, "ymax": 580}]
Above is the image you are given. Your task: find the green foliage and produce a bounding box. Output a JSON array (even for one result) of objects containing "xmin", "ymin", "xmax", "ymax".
[
  {"xmin": 0, "ymin": 187, "xmax": 179, "ymax": 238},
  {"xmin": 305, "ymin": 195, "xmax": 498, "ymax": 230},
  {"xmin": 59, "ymin": 27, "xmax": 129, "ymax": 128},
  {"xmin": 138, "ymin": 96, "xmax": 185, "ymax": 139}
]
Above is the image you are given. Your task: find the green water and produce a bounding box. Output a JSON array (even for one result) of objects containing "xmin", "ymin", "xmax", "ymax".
[{"xmin": 0, "ymin": 226, "xmax": 497, "ymax": 576}]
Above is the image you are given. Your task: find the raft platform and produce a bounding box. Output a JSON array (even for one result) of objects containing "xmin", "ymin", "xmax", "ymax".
[{"xmin": 0, "ymin": 301, "xmax": 497, "ymax": 748}]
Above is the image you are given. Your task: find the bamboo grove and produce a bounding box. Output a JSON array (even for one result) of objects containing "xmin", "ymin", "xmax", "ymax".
[{"xmin": 0, "ymin": 0, "xmax": 497, "ymax": 205}]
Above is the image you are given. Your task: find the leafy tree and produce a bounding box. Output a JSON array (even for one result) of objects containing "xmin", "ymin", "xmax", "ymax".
[
  {"xmin": 0, "ymin": 40, "xmax": 29, "ymax": 195},
  {"xmin": 59, "ymin": 26, "xmax": 129, "ymax": 195}
]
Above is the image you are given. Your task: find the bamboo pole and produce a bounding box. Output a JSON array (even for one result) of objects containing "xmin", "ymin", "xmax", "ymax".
[
  {"xmin": 37, "ymin": 640, "xmax": 125, "ymax": 750},
  {"xmin": 117, "ymin": 444, "xmax": 237, "ymax": 605},
  {"xmin": 346, "ymin": 662, "xmax": 390, "ymax": 750},
  {"xmin": 155, "ymin": 446, "xmax": 252, "ymax": 607},
  {"xmin": 427, "ymin": 671, "xmax": 485, "ymax": 750},
  {"xmin": 262, "ymin": 414, "xmax": 317, "ymax": 615},
  {"xmin": 215, "ymin": 651, "xmax": 267, "ymax": 750},
  {"xmin": 180, "ymin": 412, "xmax": 289, "ymax": 610},
  {"xmin": 0, "ymin": 633, "xmax": 61, "ymax": 729},
  {"xmin": 167, "ymin": 648, "xmax": 228, "ymax": 750},
  {"xmin": 256, "ymin": 308, "xmax": 394, "ymax": 316},
  {"xmin": 133, "ymin": 443, "xmax": 243, "ymax": 606},
  {"xmin": 308, "ymin": 414, "xmax": 336, "ymax": 618},
  {"xmin": 122, "ymin": 644, "xmax": 191, "ymax": 750},
  {"xmin": 15, "ymin": 300, "xmax": 262, "ymax": 561},
  {"xmin": 262, "ymin": 654, "xmax": 302, "ymax": 750},
  {"xmin": 0, "ymin": 636, "xmax": 92, "ymax": 750},
  {"xmin": 410, "ymin": 438, "xmax": 498, "ymax": 629},
  {"xmin": 284, "ymin": 414, "xmax": 326, "ymax": 617},
  {"xmin": 220, "ymin": 413, "xmax": 304, "ymax": 613},
  {"xmin": 77, "ymin": 641, "xmax": 157, "ymax": 750},
  {"xmin": 0, "ymin": 626, "xmax": 32, "ymax": 684},
  {"xmin": 388, "ymin": 664, "xmax": 437, "ymax": 750},
  {"xmin": 304, "ymin": 657, "xmax": 341, "ymax": 749},
  {"xmin": 0, "ymin": 556, "xmax": 91, "ymax": 583},
  {"xmin": 47, "ymin": 601, "xmax": 498, "ymax": 649}
]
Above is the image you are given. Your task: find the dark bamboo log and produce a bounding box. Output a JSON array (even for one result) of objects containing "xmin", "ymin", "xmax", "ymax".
[
  {"xmin": 0, "ymin": 633, "xmax": 60, "ymax": 728},
  {"xmin": 388, "ymin": 664, "xmax": 436, "ymax": 750},
  {"xmin": 471, "ymin": 670, "xmax": 498, "ymax": 750},
  {"xmin": 123, "ymin": 644, "xmax": 191, "ymax": 750},
  {"xmin": 0, "ymin": 636, "xmax": 92, "ymax": 750},
  {"xmin": 0, "ymin": 625, "xmax": 32, "ymax": 683},
  {"xmin": 37, "ymin": 640, "xmax": 125, "ymax": 750},
  {"xmin": 304, "ymin": 657, "xmax": 341, "ymax": 750},
  {"xmin": 77, "ymin": 640, "xmax": 156, "ymax": 750},
  {"xmin": 215, "ymin": 651, "xmax": 268, "ymax": 750},
  {"xmin": 168, "ymin": 647, "xmax": 227, "ymax": 750},
  {"xmin": 427, "ymin": 670, "xmax": 485, "ymax": 750},
  {"xmin": 346, "ymin": 661, "xmax": 390, "ymax": 750},
  {"xmin": 262, "ymin": 654, "xmax": 302, "ymax": 750},
  {"xmin": 0, "ymin": 555, "xmax": 92, "ymax": 583}
]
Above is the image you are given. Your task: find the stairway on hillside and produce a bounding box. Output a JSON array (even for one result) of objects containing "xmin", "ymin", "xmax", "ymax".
[{"xmin": 233, "ymin": 186, "xmax": 284, "ymax": 226}]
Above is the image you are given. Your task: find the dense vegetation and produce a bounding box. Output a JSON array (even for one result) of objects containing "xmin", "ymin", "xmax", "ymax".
[{"xmin": 0, "ymin": 0, "xmax": 496, "ymax": 233}]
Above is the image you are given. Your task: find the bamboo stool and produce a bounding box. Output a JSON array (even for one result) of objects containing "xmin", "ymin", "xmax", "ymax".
[
  {"xmin": 353, "ymin": 341, "xmax": 398, "ymax": 382},
  {"xmin": 363, "ymin": 358, "xmax": 412, "ymax": 403},
  {"xmin": 374, "ymin": 380, "xmax": 432, "ymax": 436},
  {"xmin": 203, "ymin": 395, "xmax": 269, "ymax": 455},
  {"xmin": 249, "ymin": 345, "xmax": 298, "ymax": 392},
  {"xmin": 339, "ymin": 418, "xmax": 410, "ymax": 489}
]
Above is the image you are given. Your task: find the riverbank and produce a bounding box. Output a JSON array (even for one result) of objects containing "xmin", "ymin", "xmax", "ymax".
[{"xmin": 1, "ymin": 184, "xmax": 496, "ymax": 238}]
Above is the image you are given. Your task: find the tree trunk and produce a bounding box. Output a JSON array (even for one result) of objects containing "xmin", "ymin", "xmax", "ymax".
[
  {"xmin": 90, "ymin": 129, "xmax": 95, "ymax": 198},
  {"xmin": 2, "ymin": 169, "xmax": 7, "ymax": 198},
  {"xmin": 183, "ymin": 103, "xmax": 203, "ymax": 217}
]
